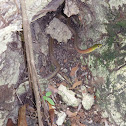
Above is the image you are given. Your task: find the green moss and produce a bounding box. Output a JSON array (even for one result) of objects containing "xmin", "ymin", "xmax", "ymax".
[
  {"xmin": 96, "ymin": 49, "xmax": 118, "ymax": 68},
  {"xmin": 106, "ymin": 24, "xmax": 119, "ymax": 37},
  {"xmin": 116, "ymin": 20, "xmax": 126, "ymax": 28},
  {"xmin": 96, "ymin": 18, "xmax": 126, "ymax": 68}
]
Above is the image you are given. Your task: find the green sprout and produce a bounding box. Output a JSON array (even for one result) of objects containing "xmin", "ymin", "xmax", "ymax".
[{"xmin": 43, "ymin": 91, "xmax": 55, "ymax": 106}]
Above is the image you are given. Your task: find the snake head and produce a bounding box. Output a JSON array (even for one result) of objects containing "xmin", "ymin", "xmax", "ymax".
[{"xmin": 92, "ymin": 44, "xmax": 102, "ymax": 50}]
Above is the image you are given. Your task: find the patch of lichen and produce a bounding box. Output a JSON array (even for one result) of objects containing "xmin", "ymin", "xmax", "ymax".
[
  {"xmin": 107, "ymin": 20, "xmax": 126, "ymax": 36},
  {"xmin": 97, "ymin": 49, "xmax": 118, "ymax": 68},
  {"xmin": 95, "ymin": 11, "xmax": 126, "ymax": 109},
  {"xmin": 96, "ymin": 18, "xmax": 126, "ymax": 69}
]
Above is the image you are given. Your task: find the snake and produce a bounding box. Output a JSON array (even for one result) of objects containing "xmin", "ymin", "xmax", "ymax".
[
  {"xmin": 66, "ymin": 18, "xmax": 102, "ymax": 54},
  {"xmin": 42, "ymin": 37, "xmax": 61, "ymax": 80},
  {"xmin": 44, "ymin": 17, "xmax": 102, "ymax": 80}
]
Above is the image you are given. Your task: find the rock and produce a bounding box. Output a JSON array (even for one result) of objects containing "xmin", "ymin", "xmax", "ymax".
[
  {"xmin": 46, "ymin": 18, "xmax": 72, "ymax": 43},
  {"xmin": 82, "ymin": 93, "xmax": 94, "ymax": 110},
  {"xmin": 58, "ymin": 85, "xmax": 81, "ymax": 107},
  {"xmin": 64, "ymin": 0, "xmax": 79, "ymax": 17},
  {"xmin": 56, "ymin": 111, "xmax": 67, "ymax": 126}
]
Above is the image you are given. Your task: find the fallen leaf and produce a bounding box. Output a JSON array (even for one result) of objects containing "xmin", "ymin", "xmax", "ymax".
[
  {"xmin": 40, "ymin": 66, "xmax": 45, "ymax": 73},
  {"xmin": 6, "ymin": 118, "xmax": 15, "ymax": 126},
  {"xmin": 70, "ymin": 115, "xmax": 86, "ymax": 126},
  {"xmin": 70, "ymin": 64, "xmax": 79, "ymax": 77},
  {"xmin": 47, "ymin": 102, "xmax": 55, "ymax": 125},
  {"xmin": 79, "ymin": 123, "xmax": 86, "ymax": 126},
  {"xmin": 56, "ymin": 82, "xmax": 67, "ymax": 87},
  {"xmin": 71, "ymin": 81, "xmax": 82, "ymax": 89},
  {"xmin": 64, "ymin": 59, "xmax": 67, "ymax": 63},
  {"xmin": 71, "ymin": 124, "xmax": 76, "ymax": 126},
  {"xmin": 18, "ymin": 105, "xmax": 27, "ymax": 126},
  {"xmin": 66, "ymin": 109, "xmax": 77, "ymax": 117},
  {"xmin": 81, "ymin": 66, "xmax": 86, "ymax": 70},
  {"xmin": 48, "ymin": 85, "xmax": 58, "ymax": 93},
  {"xmin": 74, "ymin": 77, "xmax": 78, "ymax": 82},
  {"xmin": 87, "ymin": 87, "xmax": 94, "ymax": 94}
]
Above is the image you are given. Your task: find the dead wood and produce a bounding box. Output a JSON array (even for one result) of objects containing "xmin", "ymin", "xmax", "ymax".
[{"xmin": 20, "ymin": 0, "xmax": 43, "ymax": 126}]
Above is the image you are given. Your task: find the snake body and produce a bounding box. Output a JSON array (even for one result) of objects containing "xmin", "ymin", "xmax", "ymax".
[
  {"xmin": 42, "ymin": 37, "xmax": 60, "ymax": 80},
  {"xmin": 44, "ymin": 17, "xmax": 102, "ymax": 80},
  {"xmin": 66, "ymin": 18, "xmax": 102, "ymax": 54}
]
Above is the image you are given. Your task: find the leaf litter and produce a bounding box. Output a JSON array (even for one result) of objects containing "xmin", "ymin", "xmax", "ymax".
[{"xmin": 16, "ymin": 0, "xmax": 112, "ymax": 126}]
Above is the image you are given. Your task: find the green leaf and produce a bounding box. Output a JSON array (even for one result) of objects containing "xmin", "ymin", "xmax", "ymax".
[
  {"xmin": 43, "ymin": 96, "xmax": 47, "ymax": 101},
  {"xmin": 46, "ymin": 97, "xmax": 55, "ymax": 106},
  {"xmin": 46, "ymin": 91, "xmax": 52, "ymax": 97}
]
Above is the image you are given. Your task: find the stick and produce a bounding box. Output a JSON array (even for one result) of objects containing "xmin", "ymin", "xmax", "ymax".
[{"xmin": 20, "ymin": 0, "xmax": 43, "ymax": 125}]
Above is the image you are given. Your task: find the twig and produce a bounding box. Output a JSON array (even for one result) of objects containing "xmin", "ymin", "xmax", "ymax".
[
  {"xmin": 14, "ymin": 89, "xmax": 23, "ymax": 104},
  {"xmin": 20, "ymin": 0, "xmax": 43, "ymax": 126}
]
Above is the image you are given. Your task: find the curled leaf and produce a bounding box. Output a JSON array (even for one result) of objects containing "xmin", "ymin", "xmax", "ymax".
[
  {"xmin": 18, "ymin": 105, "xmax": 27, "ymax": 126},
  {"xmin": 71, "ymin": 81, "xmax": 82, "ymax": 89},
  {"xmin": 70, "ymin": 64, "xmax": 79, "ymax": 77},
  {"xmin": 6, "ymin": 118, "xmax": 15, "ymax": 126},
  {"xmin": 47, "ymin": 102, "xmax": 55, "ymax": 125}
]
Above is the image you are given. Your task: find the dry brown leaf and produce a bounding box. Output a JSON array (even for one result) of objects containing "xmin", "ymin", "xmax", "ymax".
[
  {"xmin": 74, "ymin": 77, "xmax": 78, "ymax": 82},
  {"xmin": 71, "ymin": 124, "xmax": 76, "ymax": 126},
  {"xmin": 79, "ymin": 123, "xmax": 86, "ymax": 126},
  {"xmin": 64, "ymin": 59, "xmax": 67, "ymax": 63},
  {"xmin": 40, "ymin": 66, "xmax": 45, "ymax": 73},
  {"xmin": 66, "ymin": 109, "xmax": 77, "ymax": 117},
  {"xmin": 49, "ymin": 109, "xmax": 55, "ymax": 125},
  {"xmin": 47, "ymin": 102, "xmax": 55, "ymax": 125},
  {"xmin": 71, "ymin": 81, "xmax": 82, "ymax": 89},
  {"xmin": 56, "ymin": 81, "xmax": 67, "ymax": 87},
  {"xmin": 81, "ymin": 66, "xmax": 86, "ymax": 70},
  {"xmin": 6, "ymin": 118, "xmax": 15, "ymax": 126},
  {"xmin": 70, "ymin": 64, "xmax": 79, "ymax": 77},
  {"xmin": 87, "ymin": 87, "xmax": 94, "ymax": 94},
  {"xmin": 18, "ymin": 105, "xmax": 27, "ymax": 126},
  {"xmin": 48, "ymin": 85, "xmax": 58, "ymax": 93}
]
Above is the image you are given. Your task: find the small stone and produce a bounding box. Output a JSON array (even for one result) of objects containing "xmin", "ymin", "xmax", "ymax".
[
  {"xmin": 58, "ymin": 85, "xmax": 81, "ymax": 107},
  {"xmin": 82, "ymin": 93, "xmax": 94, "ymax": 110},
  {"xmin": 46, "ymin": 18, "xmax": 72, "ymax": 43},
  {"xmin": 56, "ymin": 111, "xmax": 67, "ymax": 126},
  {"xmin": 64, "ymin": 0, "xmax": 79, "ymax": 17}
]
